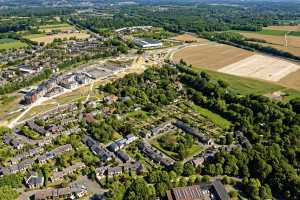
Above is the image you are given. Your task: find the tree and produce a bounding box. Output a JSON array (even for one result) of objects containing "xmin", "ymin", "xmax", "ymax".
[
  {"xmin": 172, "ymin": 162, "xmax": 183, "ymax": 176},
  {"xmin": 225, "ymin": 133, "xmax": 234, "ymax": 145},
  {"xmin": 202, "ymin": 175, "xmax": 210, "ymax": 183},
  {"xmin": 229, "ymin": 190, "xmax": 238, "ymax": 198},
  {"xmin": 107, "ymin": 182, "xmax": 126, "ymax": 200},
  {"xmin": 125, "ymin": 178, "xmax": 155, "ymax": 200},
  {"xmin": 183, "ymin": 163, "xmax": 195, "ymax": 177},
  {"xmin": 0, "ymin": 187, "xmax": 19, "ymax": 200}
]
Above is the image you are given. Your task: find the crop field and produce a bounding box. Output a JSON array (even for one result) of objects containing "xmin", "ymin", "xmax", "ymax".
[
  {"xmin": 38, "ymin": 23, "xmax": 73, "ymax": 32},
  {"xmin": 174, "ymin": 42, "xmax": 300, "ymax": 90},
  {"xmin": 0, "ymin": 38, "xmax": 27, "ymax": 50},
  {"xmin": 24, "ymin": 32, "xmax": 90, "ymax": 44},
  {"xmin": 240, "ymin": 32, "xmax": 300, "ymax": 47},
  {"xmin": 172, "ymin": 34, "xmax": 209, "ymax": 43},
  {"xmin": 218, "ymin": 54, "xmax": 300, "ymax": 82},
  {"xmin": 173, "ymin": 43, "xmax": 254, "ymax": 70},
  {"xmin": 240, "ymin": 31, "xmax": 300, "ymax": 57},
  {"xmin": 264, "ymin": 25, "xmax": 300, "ymax": 32}
]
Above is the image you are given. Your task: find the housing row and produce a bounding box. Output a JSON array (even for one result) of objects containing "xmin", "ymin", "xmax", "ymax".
[
  {"xmin": 82, "ymin": 135, "xmax": 113, "ymax": 162},
  {"xmin": 0, "ymin": 144, "xmax": 72, "ymax": 176},
  {"xmin": 31, "ymin": 184, "xmax": 87, "ymax": 200},
  {"xmin": 24, "ymin": 72, "xmax": 92, "ymax": 104},
  {"xmin": 139, "ymin": 141, "xmax": 175, "ymax": 169},
  {"xmin": 24, "ymin": 162, "xmax": 85, "ymax": 190},
  {"xmin": 140, "ymin": 120, "xmax": 214, "ymax": 146},
  {"xmin": 95, "ymin": 161, "xmax": 144, "ymax": 179}
]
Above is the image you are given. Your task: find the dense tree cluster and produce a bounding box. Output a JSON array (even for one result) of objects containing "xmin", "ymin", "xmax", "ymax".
[
  {"xmin": 158, "ymin": 134, "xmax": 194, "ymax": 160},
  {"xmin": 176, "ymin": 64, "xmax": 300, "ymax": 199},
  {"xmin": 70, "ymin": 2, "xmax": 300, "ymax": 35},
  {"xmin": 102, "ymin": 67, "xmax": 181, "ymax": 113}
]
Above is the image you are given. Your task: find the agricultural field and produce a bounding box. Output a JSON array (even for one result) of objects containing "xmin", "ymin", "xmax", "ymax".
[
  {"xmin": 0, "ymin": 38, "xmax": 27, "ymax": 50},
  {"xmin": 173, "ymin": 43, "xmax": 254, "ymax": 70},
  {"xmin": 24, "ymin": 32, "xmax": 90, "ymax": 44},
  {"xmin": 240, "ymin": 32, "xmax": 300, "ymax": 48},
  {"xmin": 239, "ymin": 25, "xmax": 300, "ymax": 57},
  {"xmin": 172, "ymin": 34, "xmax": 210, "ymax": 43},
  {"xmin": 38, "ymin": 23, "xmax": 73, "ymax": 33},
  {"xmin": 173, "ymin": 41, "xmax": 300, "ymax": 90},
  {"xmin": 264, "ymin": 25, "xmax": 300, "ymax": 32},
  {"xmin": 218, "ymin": 54, "xmax": 300, "ymax": 82}
]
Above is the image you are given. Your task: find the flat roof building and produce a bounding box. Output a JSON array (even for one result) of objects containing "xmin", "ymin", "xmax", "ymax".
[
  {"xmin": 133, "ymin": 38, "xmax": 163, "ymax": 49},
  {"xmin": 167, "ymin": 180, "xmax": 230, "ymax": 200}
]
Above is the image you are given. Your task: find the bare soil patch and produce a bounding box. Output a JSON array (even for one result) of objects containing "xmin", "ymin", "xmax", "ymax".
[
  {"xmin": 218, "ymin": 54, "xmax": 300, "ymax": 82},
  {"xmin": 173, "ymin": 43, "xmax": 254, "ymax": 70},
  {"xmin": 172, "ymin": 34, "xmax": 209, "ymax": 43}
]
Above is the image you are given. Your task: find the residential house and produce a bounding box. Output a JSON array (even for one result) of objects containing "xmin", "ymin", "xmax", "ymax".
[
  {"xmin": 123, "ymin": 162, "xmax": 144, "ymax": 173},
  {"xmin": 107, "ymin": 166, "xmax": 123, "ymax": 177},
  {"xmin": 139, "ymin": 142, "xmax": 175, "ymax": 169},
  {"xmin": 115, "ymin": 150, "xmax": 130, "ymax": 163},
  {"xmin": 191, "ymin": 157, "xmax": 205, "ymax": 167},
  {"xmin": 27, "ymin": 121, "xmax": 49, "ymax": 136},
  {"xmin": 83, "ymin": 135, "xmax": 112, "ymax": 162},
  {"xmin": 103, "ymin": 95, "xmax": 118, "ymax": 105},
  {"xmin": 24, "ymin": 171, "xmax": 44, "ymax": 189},
  {"xmin": 125, "ymin": 134, "xmax": 138, "ymax": 144},
  {"xmin": 50, "ymin": 162, "xmax": 86, "ymax": 182},
  {"xmin": 33, "ymin": 185, "xmax": 87, "ymax": 200},
  {"xmin": 175, "ymin": 121, "xmax": 211, "ymax": 145}
]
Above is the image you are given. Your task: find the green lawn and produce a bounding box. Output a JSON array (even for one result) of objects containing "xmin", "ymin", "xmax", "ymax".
[
  {"xmin": 245, "ymin": 29, "xmax": 300, "ymax": 37},
  {"xmin": 258, "ymin": 29, "xmax": 288, "ymax": 36},
  {"xmin": 189, "ymin": 103, "xmax": 231, "ymax": 129},
  {"xmin": 193, "ymin": 68, "xmax": 300, "ymax": 102},
  {"xmin": 150, "ymin": 133, "xmax": 203, "ymax": 161},
  {"xmin": 289, "ymin": 31, "xmax": 300, "ymax": 37},
  {"xmin": 23, "ymin": 34, "xmax": 46, "ymax": 39},
  {"xmin": 0, "ymin": 38, "xmax": 27, "ymax": 50},
  {"xmin": 194, "ymin": 68, "xmax": 285, "ymax": 95},
  {"xmin": 39, "ymin": 23, "xmax": 71, "ymax": 29},
  {"xmin": 280, "ymin": 89, "xmax": 300, "ymax": 102}
]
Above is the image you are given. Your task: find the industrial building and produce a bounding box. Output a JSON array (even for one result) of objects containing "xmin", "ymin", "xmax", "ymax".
[{"xmin": 133, "ymin": 38, "xmax": 163, "ymax": 48}]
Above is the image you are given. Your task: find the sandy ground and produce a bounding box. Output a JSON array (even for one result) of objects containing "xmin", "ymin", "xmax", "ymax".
[
  {"xmin": 218, "ymin": 54, "xmax": 300, "ymax": 82},
  {"xmin": 30, "ymin": 32, "xmax": 90, "ymax": 44},
  {"xmin": 172, "ymin": 34, "xmax": 209, "ymax": 43},
  {"xmin": 264, "ymin": 25, "xmax": 300, "ymax": 31},
  {"xmin": 173, "ymin": 43, "xmax": 254, "ymax": 70}
]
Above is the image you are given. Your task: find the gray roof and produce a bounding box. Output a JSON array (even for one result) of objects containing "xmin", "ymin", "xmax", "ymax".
[{"xmin": 211, "ymin": 180, "xmax": 230, "ymax": 200}]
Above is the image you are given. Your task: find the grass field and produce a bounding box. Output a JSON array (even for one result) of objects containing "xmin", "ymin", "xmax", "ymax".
[
  {"xmin": 264, "ymin": 25, "xmax": 300, "ymax": 32},
  {"xmin": 257, "ymin": 29, "xmax": 289, "ymax": 36},
  {"xmin": 188, "ymin": 103, "xmax": 231, "ymax": 129},
  {"xmin": 150, "ymin": 133, "xmax": 203, "ymax": 161},
  {"xmin": 192, "ymin": 67, "xmax": 284, "ymax": 95},
  {"xmin": 39, "ymin": 23, "xmax": 74, "ymax": 33},
  {"xmin": 0, "ymin": 38, "xmax": 27, "ymax": 50}
]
